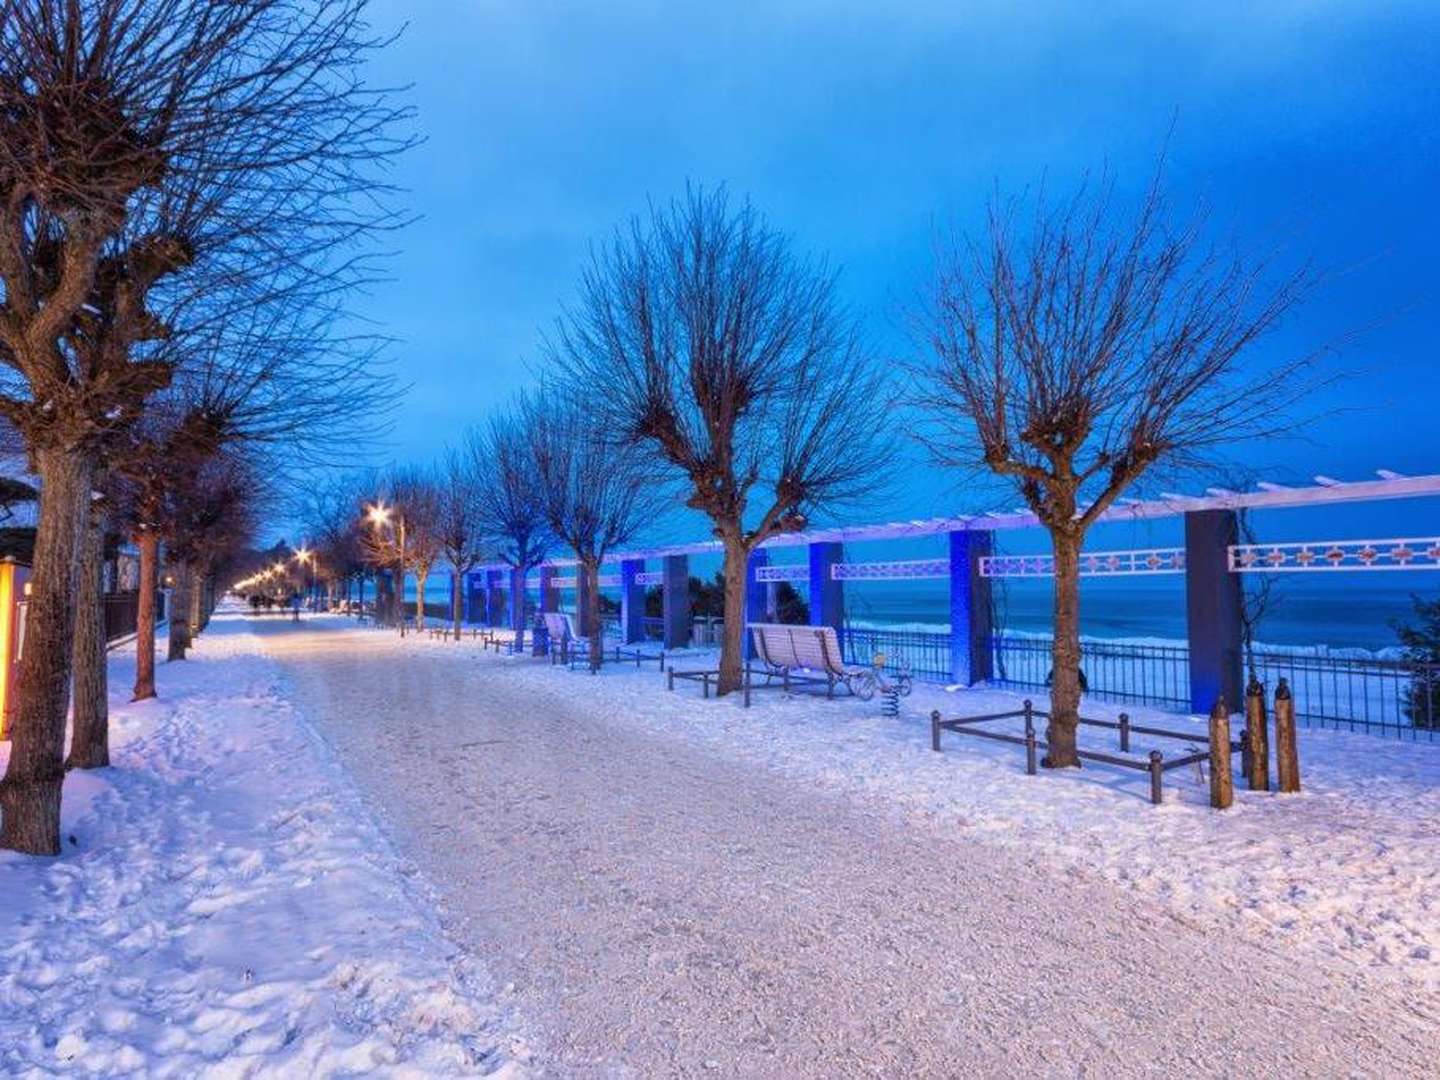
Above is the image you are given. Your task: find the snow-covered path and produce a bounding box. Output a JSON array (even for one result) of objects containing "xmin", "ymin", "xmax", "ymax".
[
  {"xmin": 264, "ymin": 617, "xmax": 1435, "ymax": 1078},
  {"xmin": 0, "ymin": 613, "xmax": 524, "ymax": 1077}
]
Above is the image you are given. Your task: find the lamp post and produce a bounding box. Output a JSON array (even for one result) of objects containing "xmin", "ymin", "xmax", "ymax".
[
  {"xmin": 294, "ymin": 547, "xmax": 316, "ymax": 613},
  {"xmin": 366, "ymin": 501, "xmax": 407, "ymax": 636}
]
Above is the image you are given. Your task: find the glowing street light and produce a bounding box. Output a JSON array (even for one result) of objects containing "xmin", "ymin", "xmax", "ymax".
[
  {"xmin": 293, "ymin": 546, "xmax": 317, "ymax": 612},
  {"xmin": 365, "ymin": 499, "xmax": 407, "ymax": 636}
]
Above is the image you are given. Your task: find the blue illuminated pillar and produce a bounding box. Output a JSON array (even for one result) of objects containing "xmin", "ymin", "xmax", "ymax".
[
  {"xmin": 486, "ymin": 568, "xmax": 504, "ymax": 626},
  {"xmin": 661, "ymin": 554, "xmax": 689, "ymax": 649},
  {"xmin": 1185, "ymin": 509, "xmax": 1243, "ymax": 714},
  {"xmin": 949, "ymin": 530, "xmax": 994, "ymax": 685},
  {"xmin": 508, "ymin": 567, "xmax": 526, "ymax": 633},
  {"xmin": 808, "ymin": 541, "xmax": 844, "ymax": 635},
  {"xmin": 744, "ymin": 549, "xmax": 769, "ymax": 659},
  {"xmin": 621, "ymin": 558, "xmax": 645, "ymax": 644},
  {"xmin": 575, "ymin": 566, "xmax": 594, "ymax": 637},
  {"xmin": 466, "ymin": 570, "xmax": 485, "ymax": 623}
]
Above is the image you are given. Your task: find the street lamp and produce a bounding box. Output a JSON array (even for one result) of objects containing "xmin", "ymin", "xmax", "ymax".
[
  {"xmin": 294, "ymin": 546, "xmax": 316, "ymax": 613},
  {"xmin": 366, "ymin": 500, "xmax": 408, "ymax": 636}
]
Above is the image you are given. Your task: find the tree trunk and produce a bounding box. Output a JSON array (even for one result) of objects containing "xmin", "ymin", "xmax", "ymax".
[
  {"xmin": 68, "ymin": 502, "xmax": 109, "ymax": 770},
  {"xmin": 583, "ymin": 558, "xmax": 603, "ymax": 672},
  {"xmin": 717, "ymin": 536, "xmax": 750, "ymax": 696},
  {"xmin": 415, "ymin": 569, "xmax": 427, "ymax": 631},
  {"xmin": 133, "ymin": 530, "xmax": 160, "ymax": 700},
  {"xmin": 188, "ymin": 567, "xmax": 204, "ymax": 637},
  {"xmin": 1045, "ymin": 529, "xmax": 1083, "ymax": 768},
  {"xmin": 0, "ymin": 447, "xmax": 92, "ymax": 855},
  {"xmin": 451, "ymin": 573, "xmax": 462, "ymax": 640},
  {"xmin": 396, "ymin": 560, "xmax": 406, "ymax": 635},
  {"xmin": 168, "ymin": 562, "xmax": 192, "ymax": 661}
]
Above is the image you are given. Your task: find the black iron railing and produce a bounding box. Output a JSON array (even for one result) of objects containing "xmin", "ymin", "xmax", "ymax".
[
  {"xmin": 1248, "ymin": 648, "xmax": 1439, "ymax": 740},
  {"xmin": 987, "ymin": 632, "xmax": 1438, "ymax": 741},
  {"xmin": 988, "ymin": 635, "xmax": 1192, "ymax": 710},
  {"xmin": 840, "ymin": 626, "xmax": 951, "ymax": 682}
]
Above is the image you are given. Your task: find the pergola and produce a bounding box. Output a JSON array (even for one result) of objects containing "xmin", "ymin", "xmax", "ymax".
[{"xmin": 464, "ymin": 469, "xmax": 1440, "ymax": 709}]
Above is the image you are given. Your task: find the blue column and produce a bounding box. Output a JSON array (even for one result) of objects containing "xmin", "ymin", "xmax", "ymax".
[
  {"xmin": 808, "ymin": 541, "xmax": 844, "ymax": 635},
  {"xmin": 661, "ymin": 554, "xmax": 689, "ymax": 649},
  {"xmin": 508, "ymin": 567, "xmax": 526, "ymax": 632},
  {"xmin": 575, "ymin": 565, "xmax": 595, "ymax": 637},
  {"xmin": 1185, "ymin": 509, "xmax": 1243, "ymax": 714},
  {"xmin": 744, "ymin": 549, "xmax": 769, "ymax": 659},
  {"xmin": 466, "ymin": 570, "xmax": 485, "ymax": 623},
  {"xmin": 486, "ymin": 569, "xmax": 504, "ymax": 626},
  {"xmin": 949, "ymin": 530, "xmax": 994, "ymax": 686},
  {"xmin": 621, "ymin": 558, "xmax": 645, "ymax": 644}
]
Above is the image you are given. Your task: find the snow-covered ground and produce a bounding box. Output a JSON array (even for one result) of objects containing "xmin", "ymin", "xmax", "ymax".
[
  {"xmin": 409, "ymin": 622, "xmax": 1440, "ymax": 994},
  {"xmin": 3, "ymin": 610, "xmax": 1435, "ymax": 1075},
  {"xmin": 255, "ymin": 616, "xmax": 1436, "ymax": 1075},
  {"xmin": 0, "ymin": 610, "xmax": 527, "ymax": 1077}
]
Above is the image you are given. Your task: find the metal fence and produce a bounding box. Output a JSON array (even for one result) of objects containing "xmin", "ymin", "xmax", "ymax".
[
  {"xmin": 988, "ymin": 635, "xmax": 1192, "ymax": 711},
  {"xmin": 840, "ymin": 626, "xmax": 952, "ymax": 682},
  {"xmin": 1249, "ymin": 648, "xmax": 1439, "ymax": 740},
  {"xmin": 987, "ymin": 632, "xmax": 1438, "ymax": 741}
]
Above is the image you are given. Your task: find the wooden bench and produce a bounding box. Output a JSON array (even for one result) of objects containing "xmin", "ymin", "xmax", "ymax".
[{"xmin": 749, "ymin": 622, "xmax": 873, "ymax": 699}]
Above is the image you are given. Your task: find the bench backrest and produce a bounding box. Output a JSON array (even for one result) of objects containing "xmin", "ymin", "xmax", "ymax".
[{"xmin": 748, "ymin": 623, "xmax": 846, "ymax": 675}]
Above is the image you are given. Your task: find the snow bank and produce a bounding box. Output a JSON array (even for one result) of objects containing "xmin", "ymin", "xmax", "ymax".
[
  {"xmin": 0, "ymin": 614, "xmax": 527, "ymax": 1077},
  {"xmin": 418, "ymin": 631, "xmax": 1440, "ymax": 993}
]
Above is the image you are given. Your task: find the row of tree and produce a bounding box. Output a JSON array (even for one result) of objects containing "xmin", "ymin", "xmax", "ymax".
[
  {"xmin": 312, "ymin": 181, "xmax": 1314, "ymax": 774},
  {"xmin": 0, "ymin": 0, "xmax": 411, "ymax": 855}
]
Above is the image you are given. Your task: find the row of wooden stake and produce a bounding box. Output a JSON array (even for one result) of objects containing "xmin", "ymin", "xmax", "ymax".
[{"xmin": 1208, "ymin": 677, "xmax": 1301, "ymax": 809}]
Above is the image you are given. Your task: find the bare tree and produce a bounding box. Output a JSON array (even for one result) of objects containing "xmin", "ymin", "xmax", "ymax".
[
  {"xmin": 524, "ymin": 390, "xmax": 663, "ymax": 670},
  {"xmin": 917, "ymin": 173, "xmax": 1316, "ymax": 767},
  {"xmin": 0, "ymin": 0, "xmax": 411, "ymax": 852},
  {"xmin": 300, "ymin": 476, "xmax": 371, "ymax": 613},
  {"xmin": 468, "ymin": 406, "xmax": 553, "ymax": 650},
  {"xmin": 548, "ymin": 187, "xmax": 890, "ymax": 694},
  {"xmin": 361, "ymin": 468, "xmax": 443, "ymax": 632},
  {"xmin": 437, "ymin": 447, "xmax": 487, "ymax": 639}
]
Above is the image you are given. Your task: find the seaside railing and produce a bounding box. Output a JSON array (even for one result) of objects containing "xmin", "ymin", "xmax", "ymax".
[
  {"xmin": 988, "ymin": 635, "xmax": 1192, "ymax": 711},
  {"xmin": 839, "ymin": 626, "xmax": 952, "ymax": 682},
  {"xmin": 986, "ymin": 632, "xmax": 1438, "ymax": 741},
  {"xmin": 1248, "ymin": 648, "xmax": 1439, "ymax": 740}
]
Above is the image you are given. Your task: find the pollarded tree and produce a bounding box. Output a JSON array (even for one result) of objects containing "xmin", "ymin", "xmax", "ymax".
[
  {"xmin": 548, "ymin": 187, "xmax": 891, "ymax": 695},
  {"xmin": 524, "ymin": 389, "xmax": 663, "ymax": 671},
  {"xmin": 300, "ymin": 476, "xmax": 371, "ymax": 613},
  {"xmin": 361, "ymin": 468, "xmax": 443, "ymax": 631},
  {"xmin": 436, "ymin": 447, "xmax": 488, "ymax": 639},
  {"xmin": 0, "ymin": 0, "xmax": 411, "ymax": 855},
  {"xmin": 468, "ymin": 406, "xmax": 554, "ymax": 650},
  {"xmin": 917, "ymin": 174, "xmax": 1316, "ymax": 768}
]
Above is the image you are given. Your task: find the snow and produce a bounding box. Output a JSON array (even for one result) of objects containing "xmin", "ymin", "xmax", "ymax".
[
  {"xmin": 2, "ymin": 609, "xmax": 1436, "ymax": 1074},
  {"xmin": 0, "ymin": 609, "xmax": 527, "ymax": 1077},
  {"xmin": 408, "ymin": 624, "xmax": 1440, "ymax": 995},
  {"xmin": 272, "ymin": 618, "xmax": 1437, "ymax": 1074}
]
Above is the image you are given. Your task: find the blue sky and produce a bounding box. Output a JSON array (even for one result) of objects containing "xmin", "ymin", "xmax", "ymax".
[{"xmin": 354, "ymin": 0, "xmax": 1440, "ymax": 545}]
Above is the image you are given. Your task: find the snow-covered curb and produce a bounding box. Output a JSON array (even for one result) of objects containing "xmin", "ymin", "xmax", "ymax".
[{"xmin": 0, "ymin": 616, "xmax": 528, "ymax": 1077}]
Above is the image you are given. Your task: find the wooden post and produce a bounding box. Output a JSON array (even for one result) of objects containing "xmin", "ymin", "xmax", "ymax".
[
  {"xmin": 1148, "ymin": 751, "xmax": 1164, "ymax": 805},
  {"xmin": 1023, "ymin": 700, "xmax": 1037, "ymax": 775},
  {"xmin": 1275, "ymin": 678, "xmax": 1301, "ymax": 793},
  {"xmin": 930, "ymin": 710, "xmax": 942, "ymax": 752},
  {"xmin": 1245, "ymin": 676, "xmax": 1270, "ymax": 791},
  {"xmin": 1208, "ymin": 697, "xmax": 1233, "ymax": 809},
  {"xmin": 1118, "ymin": 712, "xmax": 1130, "ymax": 753}
]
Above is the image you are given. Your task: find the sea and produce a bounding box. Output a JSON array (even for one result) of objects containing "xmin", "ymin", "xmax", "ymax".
[{"xmin": 407, "ymin": 573, "xmax": 1437, "ymax": 653}]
